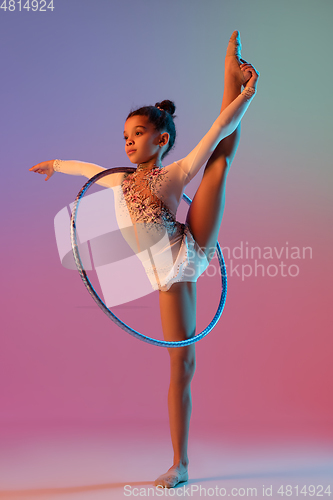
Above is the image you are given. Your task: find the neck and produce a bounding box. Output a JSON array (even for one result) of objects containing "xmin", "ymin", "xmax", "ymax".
[{"xmin": 137, "ymin": 158, "xmax": 162, "ymax": 170}]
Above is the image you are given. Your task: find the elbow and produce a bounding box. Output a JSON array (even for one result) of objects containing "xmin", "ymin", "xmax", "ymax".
[{"xmin": 219, "ymin": 120, "xmax": 235, "ymax": 141}]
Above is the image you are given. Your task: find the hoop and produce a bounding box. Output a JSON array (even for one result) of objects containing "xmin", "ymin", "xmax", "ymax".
[{"xmin": 70, "ymin": 167, "xmax": 227, "ymax": 347}]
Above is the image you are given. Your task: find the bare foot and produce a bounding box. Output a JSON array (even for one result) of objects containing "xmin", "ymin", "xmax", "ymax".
[
  {"xmin": 225, "ymin": 30, "xmax": 252, "ymax": 86},
  {"xmin": 154, "ymin": 463, "xmax": 189, "ymax": 489}
]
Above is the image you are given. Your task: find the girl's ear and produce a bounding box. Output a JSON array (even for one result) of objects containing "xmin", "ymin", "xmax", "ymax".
[{"xmin": 159, "ymin": 132, "xmax": 170, "ymax": 146}]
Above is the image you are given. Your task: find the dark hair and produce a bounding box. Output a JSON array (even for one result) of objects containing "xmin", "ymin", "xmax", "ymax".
[{"xmin": 126, "ymin": 99, "xmax": 176, "ymax": 160}]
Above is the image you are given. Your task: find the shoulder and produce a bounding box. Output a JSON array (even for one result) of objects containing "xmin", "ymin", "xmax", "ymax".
[
  {"xmin": 158, "ymin": 161, "xmax": 189, "ymax": 191},
  {"xmin": 163, "ymin": 160, "xmax": 187, "ymax": 174},
  {"xmin": 165, "ymin": 160, "xmax": 190, "ymax": 184}
]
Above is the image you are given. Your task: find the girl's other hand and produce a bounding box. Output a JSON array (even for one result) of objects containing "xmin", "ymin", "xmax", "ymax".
[
  {"xmin": 240, "ymin": 62, "xmax": 259, "ymax": 90},
  {"xmin": 29, "ymin": 160, "xmax": 55, "ymax": 181}
]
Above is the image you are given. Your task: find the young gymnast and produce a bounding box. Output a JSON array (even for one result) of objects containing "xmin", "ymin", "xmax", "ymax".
[{"xmin": 30, "ymin": 31, "xmax": 259, "ymax": 488}]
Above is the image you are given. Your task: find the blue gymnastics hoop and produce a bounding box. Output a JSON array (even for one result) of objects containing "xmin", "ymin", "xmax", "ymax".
[{"xmin": 70, "ymin": 167, "xmax": 227, "ymax": 348}]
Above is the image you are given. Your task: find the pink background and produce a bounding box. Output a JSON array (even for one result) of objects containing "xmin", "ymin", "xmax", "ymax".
[{"xmin": 1, "ymin": 0, "xmax": 332, "ymax": 441}]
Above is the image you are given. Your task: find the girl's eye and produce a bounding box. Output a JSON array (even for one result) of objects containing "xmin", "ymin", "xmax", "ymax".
[{"xmin": 136, "ymin": 132, "xmax": 142, "ymax": 136}]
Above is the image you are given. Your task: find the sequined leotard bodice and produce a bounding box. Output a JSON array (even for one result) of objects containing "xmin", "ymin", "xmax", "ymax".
[
  {"xmin": 115, "ymin": 164, "xmax": 190, "ymax": 289},
  {"xmin": 121, "ymin": 166, "xmax": 175, "ymax": 230}
]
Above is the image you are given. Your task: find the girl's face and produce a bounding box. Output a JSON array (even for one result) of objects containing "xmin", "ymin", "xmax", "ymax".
[{"xmin": 124, "ymin": 115, "xmax": 168, "ymax": 165}]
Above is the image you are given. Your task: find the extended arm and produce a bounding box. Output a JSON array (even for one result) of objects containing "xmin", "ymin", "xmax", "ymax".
[
  {"xmin": 29, "ymin": 159, "xmax": 124, "ymax": 188},
  {"xmin": 54, "ymin": 159, "xmax": 114, "ymax": 187}
]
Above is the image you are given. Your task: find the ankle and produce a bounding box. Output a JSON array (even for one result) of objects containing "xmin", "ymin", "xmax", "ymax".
[
  {"xmin": 223, "ymin": 75, "xmax": 242, "ymax": 91},
  {"xmin": 174, "ymin": 458, "xmax": 189, "ymax": 469}
]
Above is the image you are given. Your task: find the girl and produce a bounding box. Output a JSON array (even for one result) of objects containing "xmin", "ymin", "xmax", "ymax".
[{"xmin": 30, "ymin": 31, "xmax": 259, "ymax": 488}]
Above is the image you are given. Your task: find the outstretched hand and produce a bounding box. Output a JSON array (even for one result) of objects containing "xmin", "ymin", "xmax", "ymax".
[
  {"xmin": 29, "ymin": 160, "xmax": 55, "ymax": 181},
  {"xmin": 240, "ymin": 62, "xmax": 259, "ymax": 90}
]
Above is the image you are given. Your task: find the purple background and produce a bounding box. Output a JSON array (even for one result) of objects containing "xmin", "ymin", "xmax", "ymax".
[{"xmin": 1, "ymin": 0, "xmax": 332, "ymax": 439}]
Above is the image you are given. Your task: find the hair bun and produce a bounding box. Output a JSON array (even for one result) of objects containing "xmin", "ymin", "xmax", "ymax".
[{"xmin": 155, "ymin": 100, "xmax": 176, "ymax": 116}]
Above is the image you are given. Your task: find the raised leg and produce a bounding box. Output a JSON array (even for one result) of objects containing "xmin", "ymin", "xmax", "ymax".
[
  {"xmin": 155, "ymin": 281, "xmax": 197, "ymax": 488},
  {"xmin": 186, "ymin": 31, "xmax": 250, "ymax": 262}
]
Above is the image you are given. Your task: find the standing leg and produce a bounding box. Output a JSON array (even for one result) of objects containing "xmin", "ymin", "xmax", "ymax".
[
  {"xmin": 186, "ymin": 31, "xmax": 251, "ymax": 261},
  {"xmin": 154, "ymin": 32, "xmax": 252, "ymax": 489},
  {"xmin": 154, "ymin": 281, "xmax": 197, "ymax": 488}
]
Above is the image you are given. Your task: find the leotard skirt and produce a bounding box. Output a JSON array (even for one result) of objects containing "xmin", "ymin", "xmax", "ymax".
[{"xmin": 141, "ymin": 223, "xmax": 210, "ymax": 292}]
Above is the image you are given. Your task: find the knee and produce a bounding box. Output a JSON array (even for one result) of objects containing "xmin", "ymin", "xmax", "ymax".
[
  {"xmin": 205, "ymin": 153, "xmax": 230, "ymax": 174},
  {"xmin": 170, "ymin": 350, "xmax": 196, "ymax": 385}
]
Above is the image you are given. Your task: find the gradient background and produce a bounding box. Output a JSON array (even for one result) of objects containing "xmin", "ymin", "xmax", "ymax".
[{"xmin": 1, "ymin": 0, "xmax": 332, "ymax": 481}]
